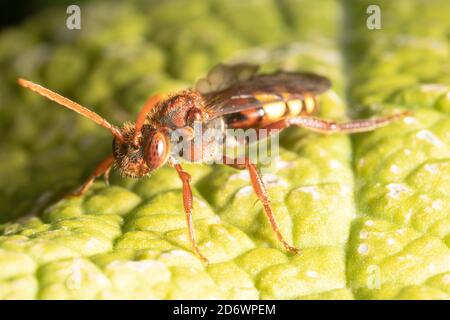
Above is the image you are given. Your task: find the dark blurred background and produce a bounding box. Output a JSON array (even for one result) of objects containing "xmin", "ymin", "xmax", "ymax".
[{"xmin": 0, "ymin": 1, "xmax": 80, "ymax": 29}]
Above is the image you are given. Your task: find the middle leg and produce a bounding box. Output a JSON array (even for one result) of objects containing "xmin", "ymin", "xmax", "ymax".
[
  {"xmin": 224, "ymin": 156, "xmax": 301, "ymax": 255},
  {"xmin": 173, "ymin": 162, "xmax": 209, "ymax": 264}
]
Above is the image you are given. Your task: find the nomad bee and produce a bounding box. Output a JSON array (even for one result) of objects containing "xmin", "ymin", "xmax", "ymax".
[{"xmin": 18, "ymin": 64, "xmax": 406, "ymax": 263}]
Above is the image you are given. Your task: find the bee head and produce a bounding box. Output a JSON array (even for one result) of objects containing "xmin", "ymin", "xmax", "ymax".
[{"xmin": 112, "ymin": 123, "xmax": 170, "ymax": 178}]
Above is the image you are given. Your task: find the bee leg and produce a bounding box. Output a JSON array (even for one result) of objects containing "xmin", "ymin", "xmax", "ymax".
[
  {"xmin": 256, "ymin": 119, "xmax": 290, "ymax": 139},
  {"xmin": 173, "ymin": 163, "xmax": 209, "ymax": 264},
  {"xmin": 68, "ymin": 155, "xmax": 115, "ymax": 197},
  {"xmin": 288, "ymin": 111, "xmax": 410, "ymax": 134},
  {"xmin": 103, "ymin": 166, "xmax": 112, "ymax": 185},
  {"xmin": 223, "ymin": 157, "xmax": 301, "ymax": 255}
]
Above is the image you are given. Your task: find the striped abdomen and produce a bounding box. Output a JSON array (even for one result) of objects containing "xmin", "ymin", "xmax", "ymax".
[{"xmin": 224, "ymin": 92, "xmax": 318, "ymax": 129}]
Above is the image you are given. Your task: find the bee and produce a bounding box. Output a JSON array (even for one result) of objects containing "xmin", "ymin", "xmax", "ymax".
[{"xmin": 18, "ymin": 64, "xmax": 407, "ymax": 263}]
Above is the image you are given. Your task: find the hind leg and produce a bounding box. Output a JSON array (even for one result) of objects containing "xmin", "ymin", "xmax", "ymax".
[
  {"xmin": 257, "ymin": 111, "xmax": 409, "ymax": 135},
  {"xmin": 287, "ymin": 112, "xmax": 409, "ymax": 134}
]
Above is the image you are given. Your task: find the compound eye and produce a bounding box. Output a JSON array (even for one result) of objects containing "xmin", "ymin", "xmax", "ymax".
[{"xmin": 145, "ymin": 131, "xmax": 169, "ymax": 171}]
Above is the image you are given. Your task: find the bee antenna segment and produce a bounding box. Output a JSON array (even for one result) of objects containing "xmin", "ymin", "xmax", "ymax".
[{"xmin": 17, "ymin": 78, "xmax": 125, "ymax": 142}]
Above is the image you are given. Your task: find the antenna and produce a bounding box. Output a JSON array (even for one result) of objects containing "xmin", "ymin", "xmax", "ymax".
[{"xmin": 17, "ymin": 78, "xmax": 124, "ymax": 142}]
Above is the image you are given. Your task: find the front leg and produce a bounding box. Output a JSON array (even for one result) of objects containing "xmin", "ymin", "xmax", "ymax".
[
  {"xmin": 224, "ymin": 157, "xmax": 301, "ymax": 255},
  {"xmin": 70, "ymin": 155, "xmax": 115, "ymax": 196},
  {"xmin": 173, "ymin": 162, "xmax": 209, "ymax": 264}
]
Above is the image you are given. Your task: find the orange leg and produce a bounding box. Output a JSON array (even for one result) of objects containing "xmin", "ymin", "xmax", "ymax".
[
  {"xmin": 257, "ymin": 111, "xmax": 409, "ymax": 135},
  {"xmin": 69, "ymin": 155, "xmax": 115, "ymax": 196},
  {"xmin": 173, "ymin": 163, "xmax": 209, "ymax": 264},
  {"xmin": 224, "ymin": 157, "xmax": 301, "ymax": 255},
  {"xmin": 288, "ymin": 111, "xmax": 409, "ymax": 134}
]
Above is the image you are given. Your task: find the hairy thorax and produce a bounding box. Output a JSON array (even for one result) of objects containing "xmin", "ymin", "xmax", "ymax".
[{"xmin": 147, "ymin": 90, "xmax": 206, "ymax": 129}]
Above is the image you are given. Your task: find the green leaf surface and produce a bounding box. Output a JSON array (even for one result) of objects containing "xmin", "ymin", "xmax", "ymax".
[{"xmin": 0, "ymin": 0, "xmax": 449, "ymax": 299}]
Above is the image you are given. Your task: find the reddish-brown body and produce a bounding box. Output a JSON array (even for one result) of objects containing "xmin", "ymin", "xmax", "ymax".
[
  {"xmin": 17, "ymin": 64, "xmax": 408, "ymax": 264},
  {"xmin": 150, "ymin": 91, "xmax": 205, "ymax": 128}
]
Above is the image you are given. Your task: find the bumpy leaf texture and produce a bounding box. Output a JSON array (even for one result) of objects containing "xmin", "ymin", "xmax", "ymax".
[{"xmin": 0, "ymin": 0, "xmax": 449, "ymax": 299}]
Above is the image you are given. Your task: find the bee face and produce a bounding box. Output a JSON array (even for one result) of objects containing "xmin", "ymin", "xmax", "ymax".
[
  {"xmin": 112, "ymin": 123, "xmax": 150, "ymax": 178},
  {"xmin": 112, "ymin": 123, "xmax": 170, "ymax": 178}
]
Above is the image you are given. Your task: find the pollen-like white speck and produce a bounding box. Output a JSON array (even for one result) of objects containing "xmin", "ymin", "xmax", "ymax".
[
  {"xmin": 203, "ymin": 241, "xmax": 214, "ymax": 248},
  {"xmin": 419, "ymin": 194, "xmax": 430, "ymax": 202},
  {"xmin": 424, "ymin": 163, "xmax": 439, "ymax": 174},
  {"xmin": 358, "ymin": 158, "xmax": 366, "ymax": 168},
  {"xmin": 404, "ymin": 149, "xmax": 412, "ymax": 155},
  {"xmin": 432, "ymin": 199, "xmax": 443, "ymax": 210},
  {"xmin": 296, "ymin": 186, "xmax": 321, "ymax": 200},
  {"xmin": 340, "ymin": 185, "xmax": 352, "ymax": 196},
  {"xmin": 229, "ymin": 170, "xmax": 250, "ymax": 181},
  {"xmin": 66, "ymin": 260, "xmax": 83, "ymax": 290},
  {"xmin": 420, "ymin": 83, "xmax": 448, "ymax": 93},
  {"xmin": 387, "ymin": 183, "xmax": 411, "ymax": 199},
  {"xmin": 318, "ymin": 149, "xmax": 327, "ymax": 157},
  {"xmin": 276, "ymin": 159, "xmax": 295, "ymax": 170},
  {"xmin": 161, "ymin": 250, "xmax": 195, "ymax": 260},
  {"xmin": 329, "ymin": 160, "xmax": 342, "ymax": 169},
  {"xmin": 365, "ymin": 220, "xmax": 375, "ymax": 227},
  {"xmin": 263, "ymin": 174, "xmax": 289, "ymax": 188},
  {"xmin": 326, "ymin": 90, "xmax": 342, "ymax": 105},
  {"xmin": 397, "ymin": 254, "xmax": 414, "ymax": 262},
  {"xmin": 390, "ymin": 165, "xmax": 400, "ymax": 174},
  {"xmin": 359, "ymin": 231, "xmax": 369, "ymax": 239},
  {"xmin": 387, "ymin": 238, "xmax": 396, "ymax": 245},
  {"xmin": 358, "ymin": 244, "xmax": 369, "ymax": 255},
  {"xmin": 416, "ymin": 130, "xmax": 444, "ymax": 148},
  {"xmin": 197, "ymin": 200, "xmax": 208, "ymax": 208},
  {"xmin": 236, "ymin": 186, "xmax": 253, "ymax": 196},
  {"xmin": 306, "ymin": 270, "xmax": 319, "ymax": 278},
  {"xmin": 428, "ymin": 263, "xmax": 436, "ymax": 273},
  {"xmin": 230, "ymin": 170, "xmax": 288, "ymax": 188},
  {"xmin": 403, "ymin": 116, "xmax": 417, "ymax": 124},
  {"xmin": 404, "ymin": 209, "xmax": 413, "ymax": 224},
  {"xmin": 85, "ymin": 238, "xmax": 102, "ymax": 251},
  {"xmin": 396, "ymin": 228, "xmax": 407, "ymax": 236}
]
